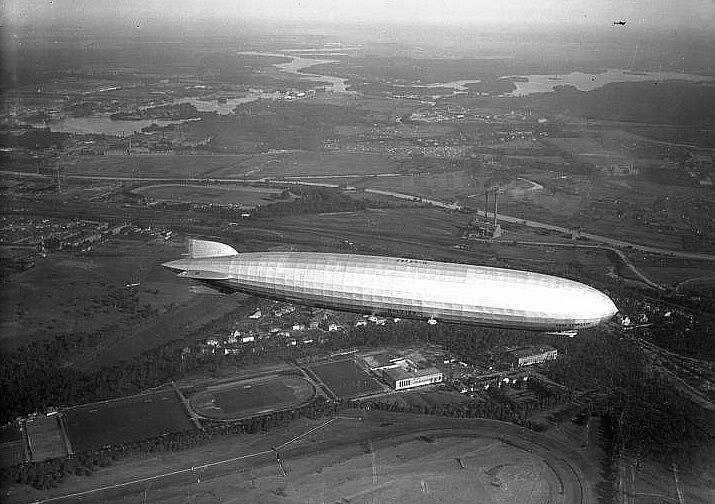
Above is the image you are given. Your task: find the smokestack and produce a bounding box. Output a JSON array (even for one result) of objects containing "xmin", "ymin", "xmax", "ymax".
[
  {"xmin": 493, "ymin": 190, "xmax": 498, "ymax": 227},
  {"xmin": 484, "ymin": 190, "xmax": 488, "ymax": 221}
]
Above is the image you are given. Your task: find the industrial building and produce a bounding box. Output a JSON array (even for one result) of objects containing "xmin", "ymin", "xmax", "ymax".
[
  {"xmin": 507, "ymin": 346, "xmax": 558, "ymax": 367},
  {"xmin": 382, "ymin": 365, "xmax": 443, "ymax": 390},
  {"xmin": 361, "ymin": 351, "xmax": 443, "ymax": 390}
]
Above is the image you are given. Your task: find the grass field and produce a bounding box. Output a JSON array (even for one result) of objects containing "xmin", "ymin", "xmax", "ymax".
[
  {"xmin": 308, "ymin": 359, "xmax": 384, "ymax": 399},
  {"xmin": 64, "ymin": 154, "xmax": 252, "ymax": 178},
  {"xmin": 25, "ymin": 415, "xmax": 67, "ymax": 462},
  {"xmin": 189, "ymin": 375, "xmax": 316, "ymax": 420},
  {"xmin": 355, "ymin": 166, "xmax": 710, "ymax": 253},
  {"xmin": 0, "ymin": 238, "xmax": 194, "ymax": 351},
  {"xmin": 283, "ymin": 434, "xmax": 561, "ymax": 504},
  {"xmin": 133, "ymin": 184, "xmax": 289, "ymax": 207},
  {"xmin": 208, "ymin": 150, "xmax": 401, "ymax": 179},
  {"xmin": 382, "ymin": 390, "xmax": 471, "ymax": 410},
  {"xmin": 63, "ymin": 389, "xmax": 197, "ymax": 453}
]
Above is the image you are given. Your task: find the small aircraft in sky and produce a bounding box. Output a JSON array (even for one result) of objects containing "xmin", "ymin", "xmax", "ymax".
[{"xmin": 613, "ymin": 20, "xmax": 626, "ymax": 26}]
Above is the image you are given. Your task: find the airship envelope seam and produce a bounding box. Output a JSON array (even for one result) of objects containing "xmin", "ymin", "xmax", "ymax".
[{"xmin": 163, "ymin": 240, "xmax": 618, "ymax": 331}]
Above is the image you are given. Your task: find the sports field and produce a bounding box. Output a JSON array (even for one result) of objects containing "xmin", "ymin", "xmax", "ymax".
[
  {"xmin": 25, "ymin": 415, "xmax": 67, "ymax": 462},
  {"xmin": 63, "ymin": 389, "xmax": 197, "ymax": 453},
  {"xmin": 189, "ymin": 374, "xmax": 316, "ymax": 420},
  {"xmin": 308, "ymin": 359, "xmax": 384, "ymax": 399}
]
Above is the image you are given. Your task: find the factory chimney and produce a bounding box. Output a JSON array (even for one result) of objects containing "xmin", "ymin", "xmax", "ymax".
[{"xmin": 493, "ymin": 190, "xmax": 498, "ymax": 227}]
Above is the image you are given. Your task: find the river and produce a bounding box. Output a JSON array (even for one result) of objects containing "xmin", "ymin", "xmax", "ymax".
[
  {"xmin": 44, "ymin": 50, "xmax": 352, "ymax": 134},
  {"xmin": 45, "ymin": 52, "xmax": 713, "ymax": 135},
  {"xmin": 46, "ymin": 116, "xmax": 189, "ymax": 135},
  {"xmin": 236, "ymin": 51, "xmax": 351, "ymax": 93}
]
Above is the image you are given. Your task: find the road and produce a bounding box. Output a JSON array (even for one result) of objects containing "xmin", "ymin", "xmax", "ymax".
[
  {"xmin": 3, "ymin": 169, "xmax": 713, "ymax": 262},
  {"xmin": 484, "ymin": 239, "xmax": 666, "ymax": 290},
  {"xmin": 362, "ymin": 188, "xmax": 714, "ymax": 262}
]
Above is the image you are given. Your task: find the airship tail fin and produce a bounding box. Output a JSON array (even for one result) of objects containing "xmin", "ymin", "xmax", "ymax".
[{"xmin": 187, "ymin": 239, "xmax": 238, "ymax": 259}]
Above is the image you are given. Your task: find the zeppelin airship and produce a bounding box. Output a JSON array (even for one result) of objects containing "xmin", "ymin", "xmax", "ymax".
[{"xmin": 163, "ymin": 239, "xmax": 618, "ymax": 331}]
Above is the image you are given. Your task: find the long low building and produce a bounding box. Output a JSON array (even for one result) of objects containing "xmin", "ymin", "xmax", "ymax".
[
  {"xmin": 163, "ymin": 239, "xmax": 618, "ymax": 332},
  {"xmin": 382, "ymin": 366, "xmax": 443, "ymax": 390},
  {"xmin": 507, "ymin": 346, "xmax": 558, "ymax": 367}
]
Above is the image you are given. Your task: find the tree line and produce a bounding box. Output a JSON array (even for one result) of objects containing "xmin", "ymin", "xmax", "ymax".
[{"xmin": 1, "ymin": 396, "xmax": 343, "ymax": 490}]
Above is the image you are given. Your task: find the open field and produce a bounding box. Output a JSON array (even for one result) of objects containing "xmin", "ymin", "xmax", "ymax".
[
  {"xmin": 0, "ymin": 238, "xmax": 194, "ymax": 351},
  {"xmin": 544, "ymin": 136, "xmax": 615, "ymax": 157},
  {"xmin": 63, "ymin": 389, "xmax": 197, "ymax": 453},
  {"xmin": 208, "ymin": 150, "xmax": 401, "ymax": 179},
  {"xmin": 381, "ymin": 390, "xmax": 471, "ymax": 410},
  {"xmin": 0, "ymin": 235, "xmax": 246, "ymax": 370},
  {"xmin": 264, "ymin": 207, "xmax": 620, "ymax": 280},
  {"xmin": 63, "ymin": 155, "xmax": 252, "ymax": 178},
  {"xmin": 676, "ymin": 276, "xmax": 715, "ymax": 298},
  {"xmin": 3, "ymin": 411, "xmax": 602, "ymax": 504},
  {"xmin": 133, "ymin": 183, "xmax": 289, "ymax": 207},
  {"xmin": 280, "ymin": 434, "xmax": 562, "ymax": 504},
  {"xmin": 189, "ymin": 374, "xmax": 316, "ymax": 420},
  {"xmin": 629, "ymin": 255, "xmax": 715, "ymax": 289},
  {"xmin": 25, "ymin": 415, "xmax": 67, "ymax": 462},
  {"xmin": 355, "ymin": 167, "xmax": 711, "ymax": 252},
  {"xmin": 308, "ymin": 360, "xmax": 384, "ymax": 399}
]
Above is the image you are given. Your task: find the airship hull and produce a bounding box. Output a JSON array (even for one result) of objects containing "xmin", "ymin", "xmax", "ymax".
[{"xmin": 164, "ymin": 244, "xmax": 618, "ymax": 331}]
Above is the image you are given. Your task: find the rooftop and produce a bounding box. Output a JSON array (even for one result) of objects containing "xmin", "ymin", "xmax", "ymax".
[
  {"xmin": 507, "ymin": 345, "xmax": 557, "ymax": 359},
  {"xmin": 383, "ymin": 366, "xmax": 442, "ymax": 381}
]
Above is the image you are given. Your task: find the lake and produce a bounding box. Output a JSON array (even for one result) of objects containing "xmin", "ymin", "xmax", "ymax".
[
  {"xmin": 503, "ymin": 68, "xmax": 715, "ymax": 96},
  {"xmin": 46, "ymin": 116, "xmax": 188, "ymax": 135}
]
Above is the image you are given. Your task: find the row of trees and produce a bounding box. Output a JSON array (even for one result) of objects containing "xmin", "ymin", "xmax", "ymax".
[
  {"xmin": 250, "ymin": 187, "xmax": 367, "ymax": 218},
  {"xmin": 1, "ymin": 396, "xmax": 344, "ymax": 490}
]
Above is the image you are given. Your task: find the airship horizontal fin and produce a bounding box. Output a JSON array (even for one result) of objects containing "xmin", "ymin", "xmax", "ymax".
[
  {"xmin": 178, "ymin": 270, "xmax": 231, "ymax": 280},
  {"xmin": 188, "ymin": 239, "xmax": 238, "ymax": 258}
]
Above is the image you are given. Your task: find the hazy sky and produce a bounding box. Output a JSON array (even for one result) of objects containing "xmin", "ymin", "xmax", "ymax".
[{"xmin": 3, "ymin": 0, "xmax": 714, "ymax": 32}]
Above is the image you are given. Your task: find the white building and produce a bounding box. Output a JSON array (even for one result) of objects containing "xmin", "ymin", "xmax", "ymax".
[
  {"xmin": 507, "ymin": 346, "xmax": 558, "ymax": 367},
  {"xmin": 383, "ymin": 366, "xmax": 443, "ymax": 390}
]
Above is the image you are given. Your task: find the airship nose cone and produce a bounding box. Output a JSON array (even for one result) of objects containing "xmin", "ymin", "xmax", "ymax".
[{"xmin": 594, "ymin": 290, "xmax": 619, "ymax": 322}]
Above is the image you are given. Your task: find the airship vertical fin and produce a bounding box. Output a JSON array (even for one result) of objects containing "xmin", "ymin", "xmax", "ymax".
[{"xmin": 187, "ymin": 239, "xmax": 238, "ymax": 258}]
